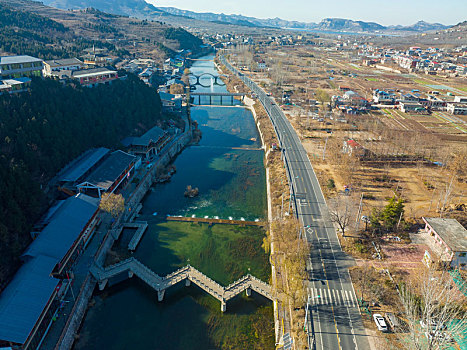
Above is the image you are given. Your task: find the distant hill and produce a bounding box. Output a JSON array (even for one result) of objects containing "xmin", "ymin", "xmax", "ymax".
[
  {"xmin": 39, "ymin": 0, "xmax": 451, "ymax": 34},
  {"xmin": 160, "ymin": 7, "xmax": 319, "ymax": 29},
  {"xmin": 389, "ymin": 20, "xmax": 449, "ymax": 32},
  {"xmin": 316, "ymin": 18, "xmax": 385, "ymax": 32},
  {"xmin": 448, "ymin": 20, "xmax": 467, "ymax": 31},
  {"xmin": 44, "ymin": 0, "xmax": 165, "ymax": 17},
  {"xmin": 159, "ymin": 7, "xmax": 449, "ymax": 33},
  {"xmin": 158, "ymin": 7, "xmax": 272, "ymax": 28},
  {"xmin": 40, "ymin": 0, "xmax": 270, "ymax": 33}
]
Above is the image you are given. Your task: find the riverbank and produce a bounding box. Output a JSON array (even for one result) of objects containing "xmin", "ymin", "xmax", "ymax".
[
  {"xmin": 216, "ymin": 56, "xmax": 311, "ymax": 347},
  {"xmin": 72, "ymin": 56, "xmax": 275, "ymax": 350},
  {"xmin": 215, "ymin": 58, "xmax": 288, "ymax": 338}
]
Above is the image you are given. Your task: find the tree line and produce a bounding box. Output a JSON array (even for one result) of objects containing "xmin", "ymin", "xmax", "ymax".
[
  {"xmin": 163, "ymin": 27, "xmax": 204, "ymax": 52},
  {"xmin": 0, "ymin": 75, "xmax": 171, "ymax": 285},
  {"xmin": 0, "ymin": 3, "xmax": 129, "ymax": 60},
  {"xmin": 0, "ymin": 3, "xmax": 68, "ymax": 33}
]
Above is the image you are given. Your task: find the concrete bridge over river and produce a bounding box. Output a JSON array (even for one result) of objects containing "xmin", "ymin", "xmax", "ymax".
[
  {"xmin": 190, "ymin": 92, "xmax": 245, "ymax": 106},
  {"xmin": 90, "ymin": 257, "xmax": 275, "ymax": 312}
]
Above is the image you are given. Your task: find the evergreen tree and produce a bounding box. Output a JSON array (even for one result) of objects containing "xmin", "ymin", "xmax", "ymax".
[
  {"xmin": 0, "ymin": 75, "xmax": 173, "ymax": 284},
  {"xmin": 369, "ymin": 196, "xmax": 404, "ymax": 234}
]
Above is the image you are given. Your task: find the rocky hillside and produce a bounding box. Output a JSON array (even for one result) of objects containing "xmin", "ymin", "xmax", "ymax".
[
  {"xmin": 388, "ymin": 20, "xmax": 449, "ymax": 32},
  {"xmin": 44, "ymin": 0, "xmax": 165, "ymax": 18},
  {"xmin": 316, "ymin": 18, "xmax": 385, "ymax": 32},
  {"xmin": 0, "ymin": 0, "xmax": 204, "ymax": 61}
]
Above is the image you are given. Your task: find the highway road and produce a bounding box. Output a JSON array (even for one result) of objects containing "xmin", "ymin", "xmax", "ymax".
[{"xmin": 220, "ymin": 56, "xmax": 370, "ymax": 350}]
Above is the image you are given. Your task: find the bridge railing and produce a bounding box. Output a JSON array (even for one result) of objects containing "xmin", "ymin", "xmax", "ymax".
[
  {"xmin": 91, "ymin": 257, "xmax": 136, "ymax": 279},
  {"xmin": 188, "ymin": 267, "xmax": 224, "ymax": 292},
  {"xmin": 92, "ymin": 257, "xmax": 276, "ymax": 303},
  {"xmin": 225, "ymin": 275, "xmax": 250, "ymax": 291}
]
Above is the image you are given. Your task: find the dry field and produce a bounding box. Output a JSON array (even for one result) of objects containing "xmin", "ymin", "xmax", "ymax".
[
  {"xmin": 230, "ymin": 46, "xmax": 467, "ymax": 227},
  {"xmin": 228, "ymin": 45, "xmax": 467, "ymax": 349}
]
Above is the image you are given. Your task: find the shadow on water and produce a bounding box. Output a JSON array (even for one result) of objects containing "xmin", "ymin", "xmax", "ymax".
[{"xmin": 75, "ymin": 279, "xmax": 215, "ymax": 350}]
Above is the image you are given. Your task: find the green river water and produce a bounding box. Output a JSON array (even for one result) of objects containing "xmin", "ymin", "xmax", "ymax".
[{"xmin": 74, "ymin": 56, "xmax": 274, "ymax": 350}]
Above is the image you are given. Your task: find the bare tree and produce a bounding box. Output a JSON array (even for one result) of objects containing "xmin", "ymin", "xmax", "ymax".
[
  {"xmin": 439, "ymin": 150, "xmax": 467, "ymax": 215},
  {"xmin": 328, "ymin": 193, "xmax": 358, "ymax": 236},
  {"xmin": 169, "ymin": 83, "xmax": 185, "ymax": 95},
  {"xmin": 399, "ymin": 267, "xmax": 467, "ymax": 350},
  {"xmin": 99, "ymin": 193, "xmax": 125, "ymax": 218},
  {"xmin": 271, "ymin": 217, "xmax": 308, "ymax": 306}
]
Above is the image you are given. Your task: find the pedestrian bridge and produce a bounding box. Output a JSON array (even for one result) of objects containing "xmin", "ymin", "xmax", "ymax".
[{"xmin": 90, "ymin": 257, "xmax": 275, "ymax": 311}]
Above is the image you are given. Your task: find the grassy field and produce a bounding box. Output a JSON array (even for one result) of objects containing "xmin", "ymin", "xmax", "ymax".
[{"xmin": 412, "ymin": 78, "xmax": 431, "ymax": 85}]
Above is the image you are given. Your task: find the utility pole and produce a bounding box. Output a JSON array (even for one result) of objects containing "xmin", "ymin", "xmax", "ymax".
[
  {"xmin": 396, "ymin": 211, "xmax": 403, "ymax": 230},
  {"xmin": 355, "ymin": 192, "xmax": 364, "ymax": 231},
  {"xmin": 288, "ymin": 185, "xmax": 293, "ymax": 215},
  {"xmin": 361, "ymin": 268, "xmax": 366, "ymax": 305},
  {"xmin": 281, "ymin": 193, "xmax": 284, "ymax": 218},
  {"xmin": 322, "ymin": 135, "xmax": 329, "ymax": 160}
]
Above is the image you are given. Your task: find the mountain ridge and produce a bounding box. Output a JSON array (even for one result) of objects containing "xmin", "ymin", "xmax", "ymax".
[
  {"xmin": 40, "ymin": 0, "xmax": 451, "ymax": 33},
  {"xmin": 158, "ymin": 6, "xmax": 450, "ymax": 33}
]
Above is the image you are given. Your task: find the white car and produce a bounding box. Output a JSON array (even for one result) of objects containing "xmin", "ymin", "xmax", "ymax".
[{"xmin": 373, "ymin": 314, "xmax": 388, "ymax": 332}]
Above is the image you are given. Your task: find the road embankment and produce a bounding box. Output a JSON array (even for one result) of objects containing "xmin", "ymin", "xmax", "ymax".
[{"xmin": 216, "ymin": 58, "xmax": 306, "ymax": 345}]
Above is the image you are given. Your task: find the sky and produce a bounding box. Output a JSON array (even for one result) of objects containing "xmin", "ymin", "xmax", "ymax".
[{"xmin": 146, "ymin": 0, "xmax": 467, "ymax": 26}]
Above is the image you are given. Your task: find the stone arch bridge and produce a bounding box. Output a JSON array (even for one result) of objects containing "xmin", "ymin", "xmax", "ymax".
[{"xmin": 188, "ymin": 73, "xmax": 227, "ymax": 87}]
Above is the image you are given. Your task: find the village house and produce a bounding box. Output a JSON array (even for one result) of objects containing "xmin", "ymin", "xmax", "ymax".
[
  {"xmin": 0, "ymin": 77, "xmax": 32, "ymax": 94},
  {"xmin": 257, "ymin": 60, "xmax": 267, "ymax": 70},
  {"xmin": 399, "ymin": 93, "xmax": 419, "ymax": 103},
  {"xmin": 447, "ymin": 103, "xmax": 467, "ymax": 115},
  {"xmin": 373, "ymin": 90, "xmax": 396, "ymax": 104},
  {"xmin": 342, "ymin": 139, "xmax": 369, "ymax": 158},
  {"xmin": 343, "ymin": 90, "xmax": 370, "ymax": 107},
  {"xmin": 454, "ymin": 96, "xmax": 467, "ymax": 103},
  {"xmin": 57, "ymin": 147, "xmax": 111, "ymax": 193},
  {"xmin": 138, "ymin": 67, "xmax": 156, "ymax": 85},
  {"xmin": 82, "ymin": 50, "xmax": 113, "ymax": 67},
  {"xmin": 121, "ymin": 126, "xmax": 173, "ymax": 161},
  {"xmin": 399, "ymin": 101, "xmax": 428, "ymax": 114},
  {"xmin": 422, "ymin": 217, "xmax": 467, "ymax": 270},
  {"xmin": 0, "ymin": 55, "xmax": 43, "ymax": 79},
  {"xmin": 76, "ymin": 150, "xmax": 137, "ymax": 198},
  {"xmin": 42, "ymin": 58, "xmax": 85, "ymax": 77},
  {"xmin": 159, "ymin": 91, "xmax": 182, "ymax": 112},
  {"xmin": 71, "ymin": 67, "xmax": 118, "ymax": 87},
  {"xmin": 427, "ymin": 95, "xmax": 447, "ymax": 110}
]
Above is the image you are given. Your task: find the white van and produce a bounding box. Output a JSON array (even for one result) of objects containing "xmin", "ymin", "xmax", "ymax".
[{"xmin": 373, "ymin": 314, "xmax": 388, "ymax": 332}]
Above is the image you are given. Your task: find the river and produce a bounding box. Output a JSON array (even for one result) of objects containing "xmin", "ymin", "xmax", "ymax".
[{"xmin": 74, "ymin": 56, "xmax": 274, "ymax": 350}]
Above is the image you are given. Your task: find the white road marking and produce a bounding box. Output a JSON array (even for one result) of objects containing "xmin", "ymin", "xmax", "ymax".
[{"xmin": 345, "ymin": 290, "xmax": 351, "ymax": 307}]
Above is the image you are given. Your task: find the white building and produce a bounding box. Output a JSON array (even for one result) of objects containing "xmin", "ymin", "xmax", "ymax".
[
  {"xmin": 423, "ymin": 217, "xmax": 467, "ymax": 270},
  {"xmin": 0, "ymin": 55, "xmax": 43, "ymax": 79},
  {"xmin": 454, "ymin": 96, "xmax": 467, "ymax": 103},
  {"xmin": 447, "ymin": 103, "xmax": 467, "ymax": 115},
  {"xmin": 43, "ymin": 58, "xmax": 85, "ymax": 77}
]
